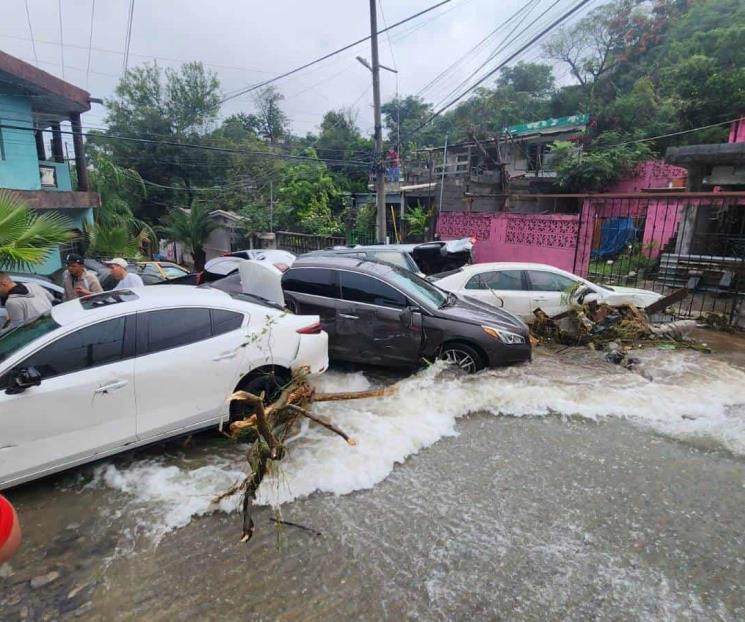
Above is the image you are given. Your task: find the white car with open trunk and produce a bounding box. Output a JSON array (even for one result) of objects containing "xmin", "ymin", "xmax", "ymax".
[
  {"xmin": 431, "ymin": 262, "xmax": 663, "ymax": 322},
  {"xmin": 0, "ymin": 280, "xmax": 328, "ymax": 489}
]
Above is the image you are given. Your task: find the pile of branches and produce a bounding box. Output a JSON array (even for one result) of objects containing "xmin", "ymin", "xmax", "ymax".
[
  {"xmin": 214, "ymin": 368, "xmax": 393, "ymax": 543},
  {"xmin": 531, "ymin": 301, "xmax": 701, "ymax": 350}
]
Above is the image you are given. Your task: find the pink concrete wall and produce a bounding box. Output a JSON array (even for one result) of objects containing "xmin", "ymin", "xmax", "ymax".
[
  {"xmin": 728, "ymin": 117, "xmax": 745, "ymax": 143},
  {"xmin": 437, "ymin": 212, "xmax": 581, "ymax": 274},
  {"xmin": 607, "ymin": 161, "xmax": 687, "ymax": 193}
]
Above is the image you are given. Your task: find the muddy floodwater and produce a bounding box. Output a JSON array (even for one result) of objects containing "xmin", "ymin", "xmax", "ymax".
[{"xmin": 3, "ymin": 330, "xmax": 745, "ymax": 621}]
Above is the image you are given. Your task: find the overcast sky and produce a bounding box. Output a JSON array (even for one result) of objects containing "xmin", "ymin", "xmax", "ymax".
[{"xmin": 1, "ymin": 0, "xmax": 584, "ymax": 137}]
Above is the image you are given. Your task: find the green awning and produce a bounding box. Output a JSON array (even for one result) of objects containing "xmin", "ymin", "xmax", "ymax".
[{"xmin": 505, "ymin": 114, "xmax": 589, "ymax": 136}]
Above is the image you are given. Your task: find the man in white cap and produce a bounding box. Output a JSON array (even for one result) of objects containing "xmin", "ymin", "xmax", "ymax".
[{"xmin": 105, "ymin": 258, "xmax": 144, "ymax": 290}]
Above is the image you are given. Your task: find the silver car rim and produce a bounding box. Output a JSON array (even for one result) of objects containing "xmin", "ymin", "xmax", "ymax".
[{"xmin": 440, "ymin": 348, "xmax": 477, "ymax": 373}]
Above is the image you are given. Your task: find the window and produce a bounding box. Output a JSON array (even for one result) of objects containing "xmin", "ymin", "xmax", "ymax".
[
  {"xmin": 341, "ymin": 272, "xmax": 407, "ymax": 308},
  {"xmin": 20, "ymin": 317, "xmax": 126, "ymax": 380},
  {"xmin": 466, "ymin": 270, "xmax": 524, "ymax": 290},
  {"xmin": 0, "ymin": 314, "xmax": 60, "ymax": 364},
  {"xmin": 526, "ymin": 270, "xmax": 577, "ymax": 292},
  {"xmin": 386, "ymin": 267, "xmax": 447, "ymax": 308},
  {"xmin": 146, "ymin": 308, "xmax": 212, "ymax": 354},
  {"xmin": 282, "ymin": 268, "xmax": 339, "ymax": 299},
  {"xmin": 371, "ymin": 251, "xmax": 411, "ymax": 271},
  {"xmin": 80, "ymin": 290, "xmax": 139, "ymax": 310},
  {"xmin": 211, "ymin": 309, "xmax": 244, "ymax": 335},
  {"xmin": 163, "ymin": 265, "xmax": 187, "ymax": 278}
]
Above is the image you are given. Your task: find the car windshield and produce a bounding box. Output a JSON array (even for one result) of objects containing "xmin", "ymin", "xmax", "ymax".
[
  {"xmin": 0, "ymin": 313, "xmax": 60, "ymax": 363},
  {"xmin": 386, "ymin": 267, "xmax": 447, "ymax": 308}
]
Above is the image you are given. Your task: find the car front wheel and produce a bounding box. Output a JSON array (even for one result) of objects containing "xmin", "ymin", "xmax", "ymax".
[{"xmin": 438, "ymin": 343, "xmax": 484, "ymax": 374}]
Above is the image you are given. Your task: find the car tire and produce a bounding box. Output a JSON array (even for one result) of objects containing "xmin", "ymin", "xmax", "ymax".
[
  {"xmin": 229, "ymin": 369, "xmax": 291, "ymax": 420},
  {"xmin": 438, "ymin": 342, "xmax": 485, "ymax": 374}
]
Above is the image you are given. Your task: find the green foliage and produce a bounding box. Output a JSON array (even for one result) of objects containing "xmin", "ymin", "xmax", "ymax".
[
  {"xmin": 275, "ymin": 150, "xmax": 342, "ymax": 235},
  {"xmin": 248, "ymin": 86, "xmax": 290, "ymax": 144},
  {"xmin": 551, "ymin": 136, "xmax": 652, "ymax": 192},
  {"xmin": 405, "ymin": 203, "xmax": 431, "ymax": 237},
  {"xmin": 92, "ymin": 61, "xmax": 222, "ymax": 222},
  {"xmin": 85, "ymin": 225, "xmax": 144, "ymax": 258},
  {"xmin": 158, "ymin": 202, "xmax": 219, "ymax": 270},
  {"xmin": 0, "ymin": 190, "xmax": 71, "ymax": 269}
]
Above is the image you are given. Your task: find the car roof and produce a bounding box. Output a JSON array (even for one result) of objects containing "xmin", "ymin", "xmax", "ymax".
[
  {"xmin": 458, "ymin": 262, "xmax": 574, "ymax": 274},
  {"xmin": 50, "ymin": 284, "xmax": 265, "ymax": 327},
  {"xmin": 291, "ymin": 255, "xmax": 399, "ymax": 278}
]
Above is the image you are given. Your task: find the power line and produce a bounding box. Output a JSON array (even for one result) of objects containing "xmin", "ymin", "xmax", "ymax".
[
  {"xmin": 0, "ymin": 122, "xmax": 372, "ymax": 168},
  {"xmin": 432, "ymin": 0, "xmax": 549, "ymax": 109},
  {"xmin": 85, "ymin": 0, "xmax": 96, "ymax": 89},
  {"xmin": 378, "ymin": 0, "xmax": 398, "ymax": 72},
  {"xmin": 219, "ymin": 0, "xmax": 455, "ymax": 104},
  {"xmin": 415, "ymin": 0, "xmax": 535, "ymax": 100},
  {"xmin": 401, "ymin": 0, "xmax": 594, "ymax": 144},
  {"xmin": 24, "ymin": 0, "xmax": 38, "ymax": 65},
  {"xmin": 122, "ymin": 0, "xmax": 135, "ymax": 75},
  {"xmin": 57, "ymin": 0, "xmax": 65, "ymax": 78}
]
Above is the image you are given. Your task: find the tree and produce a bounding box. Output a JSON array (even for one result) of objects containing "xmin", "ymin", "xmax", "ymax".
[
  {"xmin": 315, "ymin": 109, "xmax": 373, "ymax": 190},
  {"xmin": 276, "ymin": 149, "xmax": 342, "ymax": 235},
  {"xmin": 93, "ymin": 61, "xmax": 222, "ymax": 222},
  {"xmin": 0, "ymin": 190, "xmax": 71, "ymax": 269},
  {"xmin": 497, "ymin": 62, "xmax": 555, "ymax": 96},
  {"xmin": 159, "ymin": 203, "xmax": 218, "ymax": 270},
  {"xmin": 551, "ymin": 136, "xmax": 652, "ymax": 192},
  {"xmin": 248, "ymin": 86, "xmax": 290, "ymax": 145}
]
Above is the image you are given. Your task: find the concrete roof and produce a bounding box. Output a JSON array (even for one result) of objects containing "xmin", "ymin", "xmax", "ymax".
[
  {"xmin": 0, "ymin": 51, "xmax": 91, "ymax": 120},
  {"xmin": 666, "ymin": 143, "xmax": 745, "ymax": 166}
]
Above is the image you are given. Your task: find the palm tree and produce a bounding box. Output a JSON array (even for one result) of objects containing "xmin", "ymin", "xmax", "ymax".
[
  {"xmin": 87, "ymin": 153, "xmax": 156, "ymax": 248},
  {"xmin": 0, "ymin": 190, "xmax": 71, "ymax": 270},
  {"xmin": 159, "ymin": 202, "xmax": 218, "ymax": 270}
]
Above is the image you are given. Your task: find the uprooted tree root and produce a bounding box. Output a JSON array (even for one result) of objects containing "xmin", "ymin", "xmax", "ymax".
[{"xmin": 213, "ymin": 369, "xmax": 396, "ymax": 543}]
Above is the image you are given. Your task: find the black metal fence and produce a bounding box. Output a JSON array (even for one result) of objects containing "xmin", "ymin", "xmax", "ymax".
[
  {"xmin": 572, "ymin": 192, "xmax": 745, "ymax": 325},
  {"xmin": 275, "ymin": 231, "xmax": 346, "ymax": 255}
]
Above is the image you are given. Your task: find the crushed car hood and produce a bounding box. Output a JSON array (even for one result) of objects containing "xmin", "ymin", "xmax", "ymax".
[{"xmin": 435, "ymin": 294, "xmax": 529, "ymax": 334}]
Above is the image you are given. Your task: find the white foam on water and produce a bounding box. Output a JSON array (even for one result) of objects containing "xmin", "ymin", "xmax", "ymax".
[{"xmin": 97, "ymin": 349, "xmax": 745, "ymax": 538}]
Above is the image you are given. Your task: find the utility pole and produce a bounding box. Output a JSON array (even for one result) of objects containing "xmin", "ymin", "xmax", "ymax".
[
  {"xmin": 269, "ymin": 180, "xmax": 274, "ymax": 233},
  {"xmin": 369, "ymin": 0, "xmax": 386, "ymax": 244}
]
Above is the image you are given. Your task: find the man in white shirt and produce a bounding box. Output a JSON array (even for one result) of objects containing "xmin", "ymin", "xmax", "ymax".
[{"xmin": 105, "ymin": 258, "xmax": 145, "ymax": 290}]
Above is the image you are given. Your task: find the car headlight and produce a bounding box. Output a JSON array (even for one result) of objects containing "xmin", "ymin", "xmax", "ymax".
[{"xmin": 482, "ymin": 325, "xmax": 526, "ymax": 344}]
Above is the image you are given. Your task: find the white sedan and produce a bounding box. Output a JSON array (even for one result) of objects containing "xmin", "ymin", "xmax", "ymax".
[
  {"xmin": 432, "ymin": 262, "xmax": 662, "ymax": 322},
  {"xmin": 0, "ymin": 284, "xmax": 328, "ymax": 489}
]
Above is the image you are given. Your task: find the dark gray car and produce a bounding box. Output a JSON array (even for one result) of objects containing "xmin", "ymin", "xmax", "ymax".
[{"xmin": 280, "ymin": 256, "xmax": 530, "ymax": 373}]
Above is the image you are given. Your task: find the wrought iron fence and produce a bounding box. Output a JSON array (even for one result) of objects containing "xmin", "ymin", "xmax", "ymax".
[
  {"xmin": 570, "ymin": 192, "xmax": 745, "ymax": 325},
  {"xmin": 275, "ymin": 231, "xmax": 345, "ymax": 255}
]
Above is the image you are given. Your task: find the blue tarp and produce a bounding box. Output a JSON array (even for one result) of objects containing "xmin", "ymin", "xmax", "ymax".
[{"xmin": 592, "ymin": 217, "xmax": 638, "ymax": 259}]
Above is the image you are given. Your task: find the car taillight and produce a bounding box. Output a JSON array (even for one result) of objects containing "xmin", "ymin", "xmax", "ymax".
[
  {"xmin": 296, "ymin": 322, "xmax": 322, "ymax": 335},
  {"xmin": 196, "ymin": 271, "xmax": 204, "ymax": 284},
  {"xmin": 274, "ymin": 262, "xmax": 289, "ymax": 273}
]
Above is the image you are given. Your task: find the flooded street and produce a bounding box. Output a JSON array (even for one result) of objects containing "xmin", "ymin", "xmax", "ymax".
[{"xmin": 3, "ymin": 331, "xmax": 745, "ymax": 620}]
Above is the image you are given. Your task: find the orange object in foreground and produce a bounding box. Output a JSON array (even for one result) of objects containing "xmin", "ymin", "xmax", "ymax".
[{"xmin": 0, "ymin": 495, "xmax": 21, "ymax": 563}]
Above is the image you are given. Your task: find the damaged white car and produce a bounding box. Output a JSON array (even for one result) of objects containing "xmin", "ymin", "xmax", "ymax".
[
  {"xmin": 431, "ymin": 262, "xmax": 663, "ymax": 322},
  {"xmin": 0, "ymin": 272, "xmax": 327, "ymax": 489}
]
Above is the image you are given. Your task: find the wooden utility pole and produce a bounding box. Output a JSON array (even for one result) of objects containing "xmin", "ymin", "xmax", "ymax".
[{"xmin": 369, "ymin": 0, "xmax": 386, "ymax": 244}]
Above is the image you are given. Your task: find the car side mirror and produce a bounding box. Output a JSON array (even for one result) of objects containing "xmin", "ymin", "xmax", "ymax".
[
  {"xmin": 5, "ymin": 367, "xmax": 42, "ymax": 395},
  {"xmin": 575, "ymin": 286, "xmax": 592, "ymax": 304}
]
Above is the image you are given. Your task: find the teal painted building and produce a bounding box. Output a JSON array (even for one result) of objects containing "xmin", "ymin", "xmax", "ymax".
[{"xmin": 0, "ymin": 51, "xmax": 100, "ymax": 275}]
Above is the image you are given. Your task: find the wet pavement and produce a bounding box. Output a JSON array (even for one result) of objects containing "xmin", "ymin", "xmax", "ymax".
[{"xmin": 2, "ymin": 328, "xmax": 745, "ymax": 621}]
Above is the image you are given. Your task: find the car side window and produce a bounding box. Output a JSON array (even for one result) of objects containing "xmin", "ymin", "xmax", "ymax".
[
  {"xmin": 341, "ymin": 272, "xmax": 407, "ymax": 308},
  {"xmin": 146, "ymin": 308, "xmax": 212, "ymax": 354},
  {"xmin": 372, "ymin": 251, "xmax": 410, "ymax": 270},
  {"xmin": 19, "ymin": 317, "xmax": 127, "ymax": 381},
  {"xmin": 282, "ymin": 268, "xmax": 339, "ymax": 298},
  {"xmin": 466, "ymin": 270, "xmax": 524, "ymax": 290},
  {"xmin": 211, "ymin": 309, "xmax": 244, "ymax": 335},
  {"xmin": 526, "ymin": 270, "xmax": 577, "ymax": 292}
]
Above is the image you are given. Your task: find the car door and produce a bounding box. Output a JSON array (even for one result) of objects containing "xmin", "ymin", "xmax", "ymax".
[
  {"xmin": 337, "ymin": 271, "xmax": 422, "ymax": 365},
  {"xmin": 282, "ymin": 267, "xmax": 341, "ymax": 353},
  {"xmin": 525, "ymin": 269, "xmax": 579, "ymax": 317},
  {"xmin": 462, "ymin": 270, "xmax": 533, "ymax": 321},
  {"xmin": 0, "ymin": 316, "xmax": 137, "ymax": 486},
  {"xmin": 133, "ymin": 307, "xmax": 246, "ymax": 441}
]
